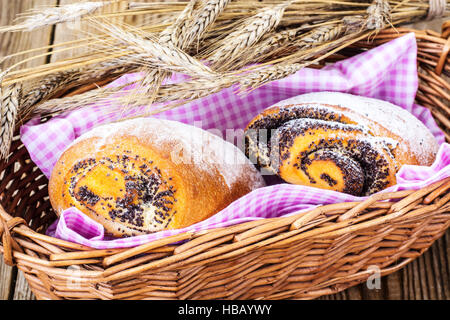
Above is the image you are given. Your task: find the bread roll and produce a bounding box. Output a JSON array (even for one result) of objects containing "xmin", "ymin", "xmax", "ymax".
[
  {"xmin": 245, "ymin": 92, "xmax": 438, "ymax": 196},
  {"xmin": 49, "ymin": 118, "xmax": 265, "ymax": 237}
]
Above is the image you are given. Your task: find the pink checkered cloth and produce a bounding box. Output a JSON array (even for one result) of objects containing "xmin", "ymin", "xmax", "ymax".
[{"xmin": 21, "ymin": 33, "xmax": 449, "ymax": 249}]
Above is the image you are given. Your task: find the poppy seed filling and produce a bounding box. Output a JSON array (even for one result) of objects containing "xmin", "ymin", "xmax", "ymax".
[
  {"xmin": 245, "ymin": 105, "xmax": 398, "ymax": 196},
  {"xmin": 67, "ymin": 154, "xmax": 177, "ymax": 233}
]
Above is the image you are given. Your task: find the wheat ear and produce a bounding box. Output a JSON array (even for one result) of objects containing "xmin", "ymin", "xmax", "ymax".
[
  {"xmin": 0, "ymin": 81, "xmax": 21, "ymax": 159},
  {"xmin": 22, "ymin": 16, "xmax": 216, "ymax": 117},
  {"xmin": 19, "ymin": 57, "xmax": 137, "ymax": 120},
  {"xmin": 0, "ymin": 1, "xmax": 112, "ymax": 33},
  {"xmin": 30, "ymin": 25, "xmax": 362, "ymax": 117},
  {"xmin": 13, "ymin": 0, "xmax": 231, "ymax": 117},
  {"xmin": 138, "ymin": 0, "xmax": 286, "ymax": 104},
  {"xmin": 281, "ymin": 24, "xmax": 347, "ymax": 60},
  {"xmin": 159, "ymin": 0, "xmax": 198, "ymax": 49},
  {"xmin": 21, "ymin": 70, "xmax": 79, "ymax": 112},
  {"xmin": 206, "ymin": 2, "xmax": 290, "ymax": 69},
  {"xmin": 96, "ymin": 21, "xmax": 216, "ymax": 79},
  {"xmin": 125, "ymin": 0, "xmax": 228, "ymax": 110},
  {"xmin": 183, "ymin": 0, "xmax": 232, "ymax": 49},
  {"xmin": 241, "ymin": 26, "xmax": 303, "ymax": 61},
  {"xmin": 366, "ymin": 0, "xmax": 391, "ymax": 30}
]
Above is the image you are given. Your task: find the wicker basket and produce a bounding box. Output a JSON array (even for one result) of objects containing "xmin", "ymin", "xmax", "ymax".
[{"xmin": 0, "ymin": 23, "xmax": 449, "ymax": 300}]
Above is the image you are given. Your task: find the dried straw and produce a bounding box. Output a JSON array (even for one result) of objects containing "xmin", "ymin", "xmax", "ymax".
[{"xmin": 1, "ymin": 0, "xmax": 448, "ymax": 126}]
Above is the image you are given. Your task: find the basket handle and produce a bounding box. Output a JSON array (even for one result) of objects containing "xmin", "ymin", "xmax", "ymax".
[{"xmin": 0, "ymin": 216, "xmax": 26, "ymax": 266}]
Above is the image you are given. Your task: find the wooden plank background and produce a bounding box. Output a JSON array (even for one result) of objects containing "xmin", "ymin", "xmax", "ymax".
[{"xmin": 0, "ymin": 0, "xmax": 449, "ymax": 300}]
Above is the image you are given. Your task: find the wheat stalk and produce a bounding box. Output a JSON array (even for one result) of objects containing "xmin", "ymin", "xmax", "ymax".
[
  {"xmin": 139, "ymin": 0, "xmax": 199, "ymax": 97},
  {"xmin": 19, "ymin": 57, "xmax": 139, "ymax": 120},
  {"xmin": 0, "ymin": 1, "xmax": 112, "ymax": 33},
  {"xmin": 14, "ymin": 11, "xmax": 385, "ymax": 118},
  {"xmin": 96, "ymin": 21, "xmax": 217, "ymax": 79},
  {"xmin": 6, "ymin": 0, "xmax": 448, "ymax": 122},
  {"xmin": 2, "ymin": 0, "xmax": 442, "ymax": 88}
]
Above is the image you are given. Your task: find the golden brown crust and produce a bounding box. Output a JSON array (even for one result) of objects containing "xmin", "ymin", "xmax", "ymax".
[{"xmin": 49, "ymin": 118, "xmax": 265, "ymax": 237}]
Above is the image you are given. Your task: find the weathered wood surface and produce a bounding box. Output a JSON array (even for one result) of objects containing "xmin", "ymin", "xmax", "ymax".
[
  {"xmin": 0, "ymin": 0, "xmax": 57, "ymax": 301},
  {"xmin": 0, "ymin": 0, "xmax": 449, "ymax": 300}
]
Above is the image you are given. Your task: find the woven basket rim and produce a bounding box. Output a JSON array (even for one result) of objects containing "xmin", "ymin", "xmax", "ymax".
[{"xmin": 0, "ymin": 22, "xmax": 449, "ymax": 300}]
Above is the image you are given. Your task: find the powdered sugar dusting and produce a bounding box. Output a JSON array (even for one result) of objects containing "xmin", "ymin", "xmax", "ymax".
[{"xmin": 272, "ymin": 92, "xmax": 439, "ymax": 164}]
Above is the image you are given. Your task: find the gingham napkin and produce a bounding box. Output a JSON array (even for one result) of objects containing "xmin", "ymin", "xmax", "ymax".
[{"xmin": 21, "ymin": 33, "xmax": 449, "ymax": 249}]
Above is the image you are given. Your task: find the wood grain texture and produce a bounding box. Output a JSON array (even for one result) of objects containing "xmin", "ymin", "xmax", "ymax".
[
  {"xmin": 0, "ymin": 0, "xmax": 449, "ymax": 300},
  {"xmin": 0, "ymin": 0, "xmax": 57, "ymax": 301},
  {"xmin": 0, "ymin": 261, "xmax": 13, "ymax": 300},
  {"xmin": 11, "ymin": 270, "xmax": 35, "ymax": 300},
  {"xmin": 50, "ymin": 0, "xmax": 129, "ymax": 62},
  {"xmin": 319, "ymin": 229, "xmax": 450, "ymax": 300},
  {"xmin": 50, "ymin": 0, "xmax": 176, "ymax": 62},
  {"xmin": 0, "ymin": 0, "xmax": 57, "ymax": 68}
]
